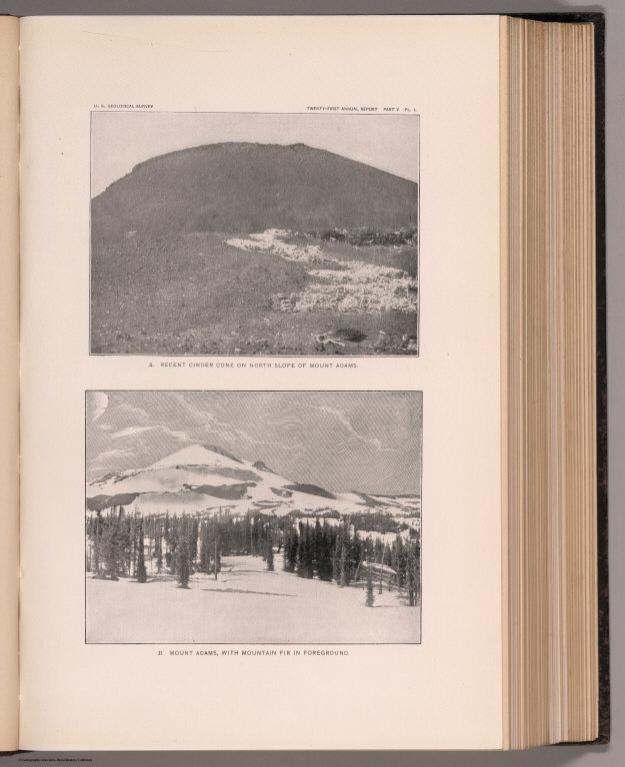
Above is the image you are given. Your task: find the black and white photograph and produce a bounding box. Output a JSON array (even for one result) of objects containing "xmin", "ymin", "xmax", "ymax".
[
  {"xmin": 90, "ymin": 111, "xmax": 419, "ymax": 356},
  {"xmin": 85, "ymin": 390, "xmax": 422, "ymax": 644}
]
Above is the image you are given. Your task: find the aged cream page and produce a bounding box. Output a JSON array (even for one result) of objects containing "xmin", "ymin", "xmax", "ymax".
[
  {"xmin": 0, "ymin": 15, "xmax": 19, "ymax": 753},
  {"xmin": 19, "ymin": 16, "xmax": 502, "ymax": 749}
]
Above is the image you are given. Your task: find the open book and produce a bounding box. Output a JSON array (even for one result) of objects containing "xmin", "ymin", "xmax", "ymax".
[{"xmin": 0, "ymin": 14, "xmax": 607, "ymax": 751}]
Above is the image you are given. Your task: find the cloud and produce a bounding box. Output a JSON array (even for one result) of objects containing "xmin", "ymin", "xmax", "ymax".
[
  {"xmin": 94, "ymin": 447, "xmax": 132, "ymax": 460},
  {"xmin": 115, "ymin": 402, "xmax": 151, "ymax": 425},
  {"xmin": 311, "ymin": 404, "xmax": 396, "ymax": 452},
  {"xmin": 90, "ymin": 447, "xmax": 135, "ymax": 469},
  {"xmin": 110, "ymin": 426, "xmax": 155, "ymax": 440},
  {"xmin": 110, "ymin": 425, "xmax": 189, "ymax": 442},
  {"xmin": 169, "ymin": 393, "xmax": 260, "ymax": 449},
  {"xmin": 89, "ymin": 392, "xmax": 109, "ymax": 422},
  {"xmin": 202, "ymin": 414, "xmax": 302, "ymax": 454},
  {"xmin": 161, "ymin": 427, "xmax": 189, "ymax": 441},
  {"xmin": 314, "ymin": 405, "xmax": 382, "ymax": 450}
]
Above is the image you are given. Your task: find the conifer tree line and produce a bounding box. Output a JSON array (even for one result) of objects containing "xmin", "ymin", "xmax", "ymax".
[
  {"xmin": 87, "ymin": 507, "xmax": 275, "ymax": 587},
  {"xmin": 283, "ymin": 518, "xmax": 420, "ymax": 603},
  {"xmin": 86, "ymin": 507, "xmax": 420, "ymax": 605}
]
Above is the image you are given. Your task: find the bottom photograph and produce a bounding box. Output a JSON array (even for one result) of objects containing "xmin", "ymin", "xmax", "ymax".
[{"xmin": 85, "ymin": 390, "xmax": 423, "ymax": 644}]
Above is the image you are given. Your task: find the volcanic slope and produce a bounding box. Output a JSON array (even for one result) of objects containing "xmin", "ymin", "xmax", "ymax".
[{"xmin": 92, "ymin": 142, "xmax": 418, "ymax": 241}]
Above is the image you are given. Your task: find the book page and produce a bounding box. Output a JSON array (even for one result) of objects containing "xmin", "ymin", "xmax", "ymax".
[
  {"xmin": 19, "ymin": 16, "xmax": 503, "ymax": 749},
  {"xmin": 0, "ymin": 15, "xmax": 19, "ymax": 753}
]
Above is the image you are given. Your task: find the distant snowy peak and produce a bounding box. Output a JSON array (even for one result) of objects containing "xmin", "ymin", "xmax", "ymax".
[
  {"xmin": 87, "ymin": 442, "xmax": 420, "ymax": 518},
  {"xmin": 149, "ymin": 444, "xmax": 243, "ymax": 471}
]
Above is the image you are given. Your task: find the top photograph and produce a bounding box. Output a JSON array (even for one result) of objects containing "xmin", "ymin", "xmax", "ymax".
[{"xmin": 90, "ymin": 111, "xmax": 420, "ymax": 356}]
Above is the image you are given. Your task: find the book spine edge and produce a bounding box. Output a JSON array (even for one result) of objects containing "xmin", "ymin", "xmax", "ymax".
[{"xmin": 0, "ymin": 13, "xmax": 20, "ymax": 755}]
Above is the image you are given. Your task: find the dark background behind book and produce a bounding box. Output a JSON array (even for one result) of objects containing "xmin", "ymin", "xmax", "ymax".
[{"xmin": 0, "ymin": 1, "xmax": 621, "ymax": 766}]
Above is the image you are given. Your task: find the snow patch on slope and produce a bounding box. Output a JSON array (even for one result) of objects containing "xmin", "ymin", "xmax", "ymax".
[
  {"xmin": 226, "ymin": 229, "xmax": 417, "ymax": 315},
  {"xmin": 150, "ymin": 444, "xmax": 242, "ymax": 470}
]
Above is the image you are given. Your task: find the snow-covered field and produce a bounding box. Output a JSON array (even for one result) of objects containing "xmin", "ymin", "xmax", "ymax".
[{"xmin": 86, "ymin": 553, "xmax": 421, "ymax": 644}]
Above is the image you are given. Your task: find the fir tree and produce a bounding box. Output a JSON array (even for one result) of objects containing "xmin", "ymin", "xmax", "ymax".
[
  {"xmin": 284, "ymin": 527, "xmax": 298, "ymax": 572},
  {"xmin": 316, "ymin": 523, "xmax": 334, "ymax": 581},
  {"xmin": 169, "ymin": 515, "xmax": 179, "ymax": 575},
  {"xmin": 283, "ymin": 528, "xmax": 291, "ymax": 571},
  {"xmin": 312, "ymin": 519, "xmax": 322, "ymax": 575},
  {"xmin": 366, "ymin": 566, "xmax": 374, "ymax": 607},
  {"xmin": 383, "ymin": 542, "xmax": 392, "ymax": 567},
  {"xmin": 302, "ymin": 525, "xmax": 314, "ymax": 578},
  {"xmin": 406, "ymin": 541, "xmax": 420, "ymax": 607},
  {"xmin": 212, "ymin": 520, "xmax": 221, "ymax": 579},
  {"xmin": 292, "ymin": 529, "xmax": 300, "ymax": 573},
  {"xmin": 199, "ymin": 519, "xmax": 210, "ymax": 573},
  {"xmin": 177, "ymin": 538, "xmax": 191, "ymax": 588},
  {"xmin": 136, "ymin": 520, "xmax": 147, "ymax": 583},
  {"xmin": 250, "ymin": 514, "xmax": 257, "ymax": 555},
  {"xmin": 93, "ymin": 510, "xmax": 102, "ymax": 577},
  {"xmin": 127, "ymin": 514, "xmax": 136, "ymax": 577},
  {"xmin": 102, "ymin": 507, "xmax": 123, "ymax": 580},
  {"xmin": 406, "ymin": 547, "xmax": 415, "ymax": 606},
  {"xmin": 295, "ymin": 522, "xmax": 313, "ymax": 578},
  {"xmin": 351, "ymin": 530, "xmax": 363, "ymax": 581},
  {"xmin": 333, "ymin": 528, "xmax": 342, "ymax": 584},
  {"xmin": 339, "ymin": 543, "xmax": 348, "ymax": 588},
  {"xmin": 296, "ymin": 524, "xmax": 308, "ymax": 578},
  {"xmin": 283, "ymin": 528, "xmax": 290, "ymax": 571},
  {"xmin": 190, "ymin": 518, "xmax": 199, "ymax": 564},
  {"xmin": 395, "ymin": 535, "xmax": 407, "ymax": 588},
  {"xmin": 266, "ymin": 535, "xmax": 274, "ymax": 571},
  {"xmin": 415, "ymin": 539, "xmax": 421, "ymax": 597},
  {"xmin": 155, "ymin": 530, "xmax": 163, "ymax": 573},
  {"xmin": 163, "ymin": 512, "xmax": 170, "ymax": 546}
]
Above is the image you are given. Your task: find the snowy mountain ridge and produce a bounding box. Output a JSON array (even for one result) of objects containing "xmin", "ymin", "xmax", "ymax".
[{"xmin": 87, "ymin": 443, "xmax": 420, "ymax": 518}]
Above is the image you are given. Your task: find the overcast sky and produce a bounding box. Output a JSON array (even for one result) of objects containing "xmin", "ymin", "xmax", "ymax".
[
  {"xmin": 91, "ymin": 111, "xmax": 420, "ymax": 196},
  {"xmin": 86, "ymin": 391, "xmax": 422, "ymax": 496}
]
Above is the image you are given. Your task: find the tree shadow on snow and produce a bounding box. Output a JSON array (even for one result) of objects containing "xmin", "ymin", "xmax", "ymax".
[
  {"xmin": 201, "ymin": 587, "xmax": 296, "ymax": 598},
  {"xmin": 227, "ymin": 569, "xmax": 279, "ymax": 575}
]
